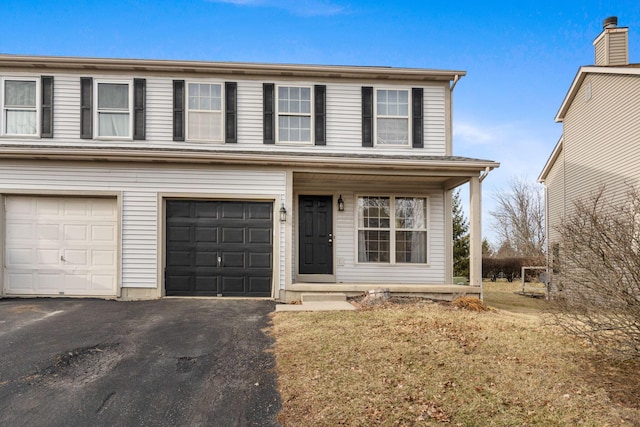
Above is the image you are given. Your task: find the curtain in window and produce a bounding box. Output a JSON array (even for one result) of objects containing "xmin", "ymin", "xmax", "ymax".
[
  {"xmin": 377, "ymin": 118, "xmax": 409, "ymax": 144},
  {"xmin": 98, "ymin": 113, "xmax": 129, "ymax": 137},
  {"xmin": 5, "ymin": 110, "xmax": 36, "ymax": 134},
  {"xmin": 4, "ymin": 80, "xmax": 37, "ymax": 135}
]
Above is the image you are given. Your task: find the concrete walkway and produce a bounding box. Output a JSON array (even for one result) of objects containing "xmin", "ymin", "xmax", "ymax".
[{"xmin": 275, "ymin": 293, "xmax": 356, "ymax": 312}]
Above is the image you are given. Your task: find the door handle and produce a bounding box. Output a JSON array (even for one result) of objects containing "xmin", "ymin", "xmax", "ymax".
[
  {"xmin": 328, "ymin": 233, "xmax": 334, "ymax": 247},
  {"xmin": 218, "ymin": 256, "xmax": 223, "ymax": 267}
]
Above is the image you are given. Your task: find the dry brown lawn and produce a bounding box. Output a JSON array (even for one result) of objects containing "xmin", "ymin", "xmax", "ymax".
[{"xmin": 271, "ymin": 281, "xmax": 640, "ymax": 426}]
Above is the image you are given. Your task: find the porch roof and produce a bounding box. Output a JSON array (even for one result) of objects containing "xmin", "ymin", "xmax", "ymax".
[{"xmin": 0, "ymin": 145, "xmax": 499, "ymax": 188}]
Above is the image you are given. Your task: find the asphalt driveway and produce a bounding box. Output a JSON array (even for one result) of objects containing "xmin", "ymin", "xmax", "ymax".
[{"xmin": 0, "ymin": 298, "xmax": 281, "ymax": 426}]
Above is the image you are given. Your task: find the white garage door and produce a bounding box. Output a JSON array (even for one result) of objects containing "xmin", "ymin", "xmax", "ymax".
[{"xmin": 4, "ymin": 196, "xmax": 118, "ymax": 297}]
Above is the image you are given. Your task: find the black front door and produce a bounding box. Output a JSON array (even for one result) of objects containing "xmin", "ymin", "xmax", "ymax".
[
  {"xmin": 298, "ymin": 195, "xmax": 333, "ymax": 275},
  {"xmin": 165, "ymin": 200, "xmax": 273, "ymax": 297}
]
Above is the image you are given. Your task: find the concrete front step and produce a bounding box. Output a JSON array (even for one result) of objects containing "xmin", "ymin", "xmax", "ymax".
[{"xmin": 301, "ymin": 293, "xmax": 347, "ymax": 303}]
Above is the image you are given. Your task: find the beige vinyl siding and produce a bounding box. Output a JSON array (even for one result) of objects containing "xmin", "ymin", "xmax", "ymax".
[
  {"xmin": 2, "ymin": 71, "xmax": 450, "ymax": 156},
  {"xmin": 563, "ymin": 74, "xmax": 640, "ymax": 212},
  {"xmin": 424, "ymin": 86, "xmax": 447, "ymax": 155},
  {"xmin": 145, "ymin": 78, "xmax": 173, "ymax": 142},
  {"xmin": 237, "ymin": 80, "xmax": 264, "ymax": 144},
  {"xmin": 122, "ymin": 191, "xmax": 157, "ymax": 288},
  {"xmin": 595, "ymin": 39, "xmax": 606, "ymax": 66},
  {"xmin": 293, "ymin": 176, "xmax": 446, "ymax": 284},
  {"xmin": 544, "ymin": 146, "xmax": 564, "ymax": 246},
  {"xmin": 325, "ymin": 84, "xmax": 361, "ymax": 147},
  {"xmin": 53, "ymin": 74, "xmax": 81, "ymax": 141},
  {"xmin": 609, "ymin": 32, "xmax": 629, "ymax": 65},
  {"xmin": 0, "ymin": 160, "xmax": 286, "ymax": 290}
]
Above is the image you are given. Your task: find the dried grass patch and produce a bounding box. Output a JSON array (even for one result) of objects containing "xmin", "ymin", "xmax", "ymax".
[
  {"xmin": 451, "ymin": 296, "xmax": 489, "ymax": 312},
  {"xmin": 272, "ymin": 302, "xmax": 640, "ymax": 426}
]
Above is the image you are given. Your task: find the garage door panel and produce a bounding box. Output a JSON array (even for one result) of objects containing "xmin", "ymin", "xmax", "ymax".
[
  {"xmin": 195, "ymin": 251, "xmax": 217, "ymax": 267},
  {"xmin": 195, "ymin": 227, "xmax": 218, "ymax": 243},
  {"xmin": 5, "ymin": 196, "xmax": 118, "ymax": 297},
  {"xmin": 37, "ymin": 249, "xmax": 60, "ymax": 266},
  {"xmin": 93, "ymin": 250, "xmax": 116, "ymax": 266},
  {"xmin": 7, "ymin": 223, "xmax": 33, "ymax": 240},
  {"xmin": 36, "ymin": 224, "xmax": 59, "ymax": 240},
  {"xmin": 222, "ymin": 228, "xmax": 244, "ymax": 244},
  {"xmin": 249, "ymin": 228, "xmax": 271, "ymax": 244},
  {"xmin": 8, "ymin": 248, "xmax": 34, "ymax": 266},
  {"xmin": 165, "ymin": 200, "xmax": 273, "ymax": 297},
  {"xmin": 92, "ymin": 224, "xmax": 117, "ymax": 241},
  {"xmin": 248, "ymin": 203, "xmax": 272, "ymax": 219},
  {"xmin": 64, "ymin": 249, "xmax": 88, "ymax": 265},
  {"xmin": 167, "ymin": 250, "xmax": 191, "ymax": 266},
  {"xmin": 36, "ymin": 198, "xmax": 61, "ymax": 215},
  {"xmin": 168, "ymin": 226, "xmax": 191, "ymax": 242},
  {"xmin": 223, "ymin": 252, "xmax": 244, "ymax": 268},
  {"xmin": 249, "ymin": 277, "xmax": 272, "ymax": 293},
  {"xmin": 249, "ymin": 252, "xmax": 271, "ymax": 268}
]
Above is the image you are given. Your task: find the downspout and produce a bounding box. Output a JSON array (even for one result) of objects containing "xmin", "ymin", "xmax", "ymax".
[
  {"xmin": 476, "ymin": 166, "xmax": 492, "ymax": 300},
  {"xmin": 450, "ymin": 74, "xmax": 460, "ymax": 92},
  {"xmin": 479, "ymin": 166, "xmax": 492, "ymax": 182}
]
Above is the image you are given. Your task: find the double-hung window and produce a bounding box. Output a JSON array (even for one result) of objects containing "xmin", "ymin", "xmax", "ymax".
[
  {"xmin": 376, "ymin": 89, "xmax": 409, "ymax": 145},
  {"xmin": 187, "ymin": 83, "xmax": 223, "ymax": 142},
  {"xmin": 358, "ymin": 196, "xmax": 427, "ymax": 263},
  {"xmin": 277, "ymin": 86, "xmax": 312, "ymax": 143},
  {"xmin": 96, "ymin": 81, "xmax": 132, "ymax": 138},
  {"xmin": 3, "ymin": 78, "xmax": 38, "ymax": 136}
]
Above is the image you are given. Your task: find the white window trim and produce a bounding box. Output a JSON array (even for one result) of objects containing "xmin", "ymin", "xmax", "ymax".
[
  {"xmin": 186, "ymin": 81, "xmax": 225, "ymax": 143},
  {"xmin": 93, "ymin": 79, "xmax": 133, "ymax": 140},
  {"xmin": 1, "ymin": 76, "xmax": 41, "ymax": 138},
  {"xmin": 355, "ymin": 194, "xmax": 430, "ymax": 265},
  {"xmin": 275, "ymin": 84, "xmax": 314, "ymax": 145},
  {"xmin": 373, "ymin": 87, "xmax": 411, "ymax": 148}
]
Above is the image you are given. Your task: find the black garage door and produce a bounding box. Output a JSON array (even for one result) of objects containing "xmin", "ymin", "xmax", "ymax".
[{"xmin": 165, "ymin": 200, "xmax": 273, "ymax": 297}]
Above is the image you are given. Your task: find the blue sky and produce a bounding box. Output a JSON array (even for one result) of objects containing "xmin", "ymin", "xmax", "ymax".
[{"xmin": 3, "ymin": 0, "xmax": 640, "ymax": 244}]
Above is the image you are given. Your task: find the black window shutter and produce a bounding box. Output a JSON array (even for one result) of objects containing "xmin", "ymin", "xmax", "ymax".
[
  {"xmin": 361, "ymin": 87, "xmax": 373, "ymax": 147},
  {"xmin": 41, "ymin": 76, "xmax": 54, "ymax": 138},
  {"xmin": 412, "ymin": 88, "xmax": 424, "ymax": 148},
  {"xmin": 225, "ymin": 82, "xmax": 237, "ymax": 143},
  {"xmin": 133, "ymin": 78, "xmax": 146, "ymax": 140},
  {"xmin": 173, "ymin": 80, "xmax": 185, "ymax": 141},
  {"xmin": 314, "ymin": 85, "xmax": 326, "ymax": 146},
  {"xmin": 80, "ymin": 77, "xmax": 93, "ymax": 139},
  {"xmin": 263, "ymin": 83, "xmax": 275, "ymax": 144}
]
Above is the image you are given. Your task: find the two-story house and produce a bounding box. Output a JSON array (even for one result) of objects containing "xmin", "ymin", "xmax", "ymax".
[
  {"xmin": 539, "ymin": 17, "xmax": 640, "ymax": 290},
  {"xmin": 0, "ymin": 54, "xmax": 498, "ymax": 301}
]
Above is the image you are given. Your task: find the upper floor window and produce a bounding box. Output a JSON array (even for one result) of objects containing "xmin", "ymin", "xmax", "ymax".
[
  {"xmin": 95, "ymin": 81, "xmax": 132, "ymax": 138},
  {"xmin": 277, "ymin": 86, "xmax": 312, "ymax": 143},
  {"xmin": 357, "ymin": 196, "xmax": 428, "ymax": 264},
  {"xmin": 187, "ymin": 83, "xmax": 223, "ymax": 142},
  {"xmin": 362, "ymin": 87, "xmax": 422, "ymax": 148},
  {"xmin": 3, "ymin": 78, "xmax": 38, "ymax": 136},
  {"xmin": 376, "ymin": 89, "xmax": 409, "ymax": 146}
]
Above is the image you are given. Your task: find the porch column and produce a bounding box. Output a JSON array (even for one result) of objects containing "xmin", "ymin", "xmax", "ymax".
[{"xmin": 469, "ymin": 175, "xmax": 482, "ymax": 289}]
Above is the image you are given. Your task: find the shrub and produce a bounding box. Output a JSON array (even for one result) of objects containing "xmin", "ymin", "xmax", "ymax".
[{"xmin": 552, "ymin": 186, "xmax": 640, "ymax": 359}]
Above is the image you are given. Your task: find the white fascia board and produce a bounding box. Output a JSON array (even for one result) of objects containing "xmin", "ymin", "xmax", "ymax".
[{"xmin": 538, "ymin": 135, "xmax": 563, "ymax": 183}]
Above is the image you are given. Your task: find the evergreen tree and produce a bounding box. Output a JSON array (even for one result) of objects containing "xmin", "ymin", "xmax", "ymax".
[
  {"xmin": 452, "ymin": 190, "xmax": 470, "ymax": 277},
  {"xmin": 482, "ymin": 238, "xmax": 494, "ymax": 257}
]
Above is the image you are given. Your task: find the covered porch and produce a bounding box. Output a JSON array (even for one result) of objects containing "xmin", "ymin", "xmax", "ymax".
[{"xmin": 280, "ymin": 155, "xmax": 498, "ymax": 302}]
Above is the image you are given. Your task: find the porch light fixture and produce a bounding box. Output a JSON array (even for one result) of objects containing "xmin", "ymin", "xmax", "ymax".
[
  {"xmin": 338, "ymin": 195, "xmax": 345, "ymax": 211},
  {"xmin": 279, "ymin": 204, "xmax": 287, "ymax": 222}
]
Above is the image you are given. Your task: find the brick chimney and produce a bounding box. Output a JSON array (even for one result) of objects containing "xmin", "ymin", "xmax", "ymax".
[{"xmin": 593, "ymin": 16, "xmax": 629, "ymax": 66}]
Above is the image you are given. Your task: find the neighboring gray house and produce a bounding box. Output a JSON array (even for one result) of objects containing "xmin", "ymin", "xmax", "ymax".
[
  {"xmin": 0, "ymin": 54, "xmax": 497, "ymax": 301},
  {"xmin": 539, "ymin": 17, "xmax": 640, "ymax": 285}
]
